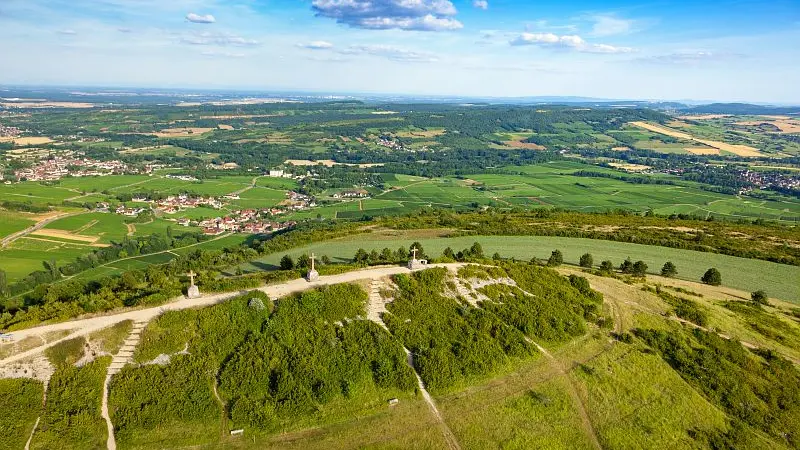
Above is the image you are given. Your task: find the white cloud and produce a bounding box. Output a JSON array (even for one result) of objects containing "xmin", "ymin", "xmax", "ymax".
[
  {"xmin": 186, "ymin": 12, "xmax": 216, "ymax": 24},
  {"xmin": 117, "ymin": 27, "xmax": 133, "ymax": 33},
  {"xmin": 473, "ymin": 0, "xmax": 488, "ymax": 10},
  {"xmin": 588, "ymin": 15, "xmax": 633, "ymax": 37},
  {"xmin": 632, "ymin": 51, "xmax": 742, "ymax": 65},
  {"xmin": 339, "ymin": 44, "xmax": 438, "ymax": 62},
  {"xmin": 510, "ymin": 32, "xmax": 632, "ymax": 54},
  {"xmin": 298, "ymin": 40, "xmax": 334, "ymax": 50},
  {"xmin": 311, "ymin": 0, "xmax": 463, "ymax": 31},
  {"xmin": 57, "ymin": 29, "xmax": 77, "ymax": 35},
  {"xmin": 181, "ymin": 32, "xmax": 259, "ymax": 47},
  {"xmin": 201, "ymin": 50, "xmax": 245, "ymax": 58}
]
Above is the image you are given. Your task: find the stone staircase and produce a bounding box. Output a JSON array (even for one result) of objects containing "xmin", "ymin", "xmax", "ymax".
[
  {"xmin": 108, "ymin": 320, "xmax": 147, "ymax": 376},
  {"xmin": 367, "ymin": 279, "xmax": 390, "ymax": 329}
]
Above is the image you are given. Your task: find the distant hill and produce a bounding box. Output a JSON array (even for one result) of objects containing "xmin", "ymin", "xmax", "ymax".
[{"xmin": 683, "ymin": 103, "xmax": 800, "ymax": 115}]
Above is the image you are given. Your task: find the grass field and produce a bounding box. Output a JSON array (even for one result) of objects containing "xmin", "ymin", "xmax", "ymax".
[
  {"xmin": 0, "ymin": 210, "xmax": 36, "ymax": 237},
  {"xmin": 240, "ymin": 234, "xmax": 800, "ymax": 302}
]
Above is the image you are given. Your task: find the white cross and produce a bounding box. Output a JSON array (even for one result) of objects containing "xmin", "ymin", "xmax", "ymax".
[
  {"xmin": 310, "ymin": 253, "xmax": 316, "ymax": 271},
  {"xmin": 187, "ymin": 270, "xmax": 196, "ymax": 286},
  {"xmin": 411, "ymin": 247, "xmax": 417, "ymax": 260}
]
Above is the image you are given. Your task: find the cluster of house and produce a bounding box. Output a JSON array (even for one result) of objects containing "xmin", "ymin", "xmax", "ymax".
[
  {"xmin": 377, "ymin": 136, "xmax": 406, "ymax": 151},
  {"xmin": 183, "ymin": 209, "xmax": 297, "ymax": 235},
  {"xmin": 153, "ymin": 194, "xmax": 223, "ymax": 214},
  {"xmin": 14, "ymin": 156, "xmax": 128, "ymax": 181},
  {"xmin": 165, "ymin": 174, "xmax": 198, "ymax": 182},
  {"xmin": 737, "ymin": 169, "xmax": 800, "ymax": 193},
  {"xmin": 0, "ymin": 124, "xmax": 21, "ymax": 139},
  {"xmin": 281, "ymin": 191, "xmax": 316, "ymax": 210},
  {"xmin": 206, "ymin": 162, "xmax": 240, "ymax": 170},
  {"xmin": 332, "ymin": 188, "xmax": 369, "ymax": 199}
]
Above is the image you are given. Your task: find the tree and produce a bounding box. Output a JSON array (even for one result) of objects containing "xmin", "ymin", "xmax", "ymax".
[
  {"xmin": 619, "ymin": 257, "xmax": 634, "ymax": 274},
  {"xmin": 353, "ymin": 248, "xmax": 369, "ymax": 264},
  {"xmin": 547, "ymin": 250, "xmax": 563, "ymax": 267},
  {"xmin": 280, "ymin": 255, "xmax": 295, "ymax": 270},
  {"xmin": 632, "ymin": 260, "xmax": 648, "ymax": 277},
  {"xmin": 442, "ymin": 247, "xmax": 455, "ymax": 259},
  {"xmin": 469, "ymin": 242, "xmax": 484, "ymax": 259},
  {"xmin": 751, "ymin": 290, "xmax": 768, "ymax": 305},
  {"xmin": 296, "ymin": 254, "xmax": 310, "ymax": 269},
  {"xmin": 380, "ymin": 247, "xmax": 394, "ymax": 262},
  {"xmin": 661, "ymin": 262, "xmax": 677, "ymax": 278},
  {"xmin": 701, "ymin": 268, "xmax": 722, "ymax": 286},
  {"xmin": 599, "ymin": 260, "xmax": 614, "ymax": 273},
  {"xmin": 43, "ymin": 259, "xmax": 60, "ymax": 279},
  {"xmin": 492, "ymin": 252, "xmax": 502, "ymax": 261},
  {"xmin": 321, "ymin": 255, "xmax": 331, "ymax": 265},
  {"xmin": 579, "ymin": 253, "xmax": 593, "ymax": 268},
  {"xmin": 395, "ymin": 247, "xmax": 409, "ymax": 260}
]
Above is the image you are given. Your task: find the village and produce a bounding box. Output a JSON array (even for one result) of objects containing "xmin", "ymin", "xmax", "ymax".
[{"xmin": 13, "ymin": 155, "xmax": 128, "ymax": 181}]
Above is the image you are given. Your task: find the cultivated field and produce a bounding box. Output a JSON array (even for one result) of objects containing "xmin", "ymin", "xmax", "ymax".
[{"xmin": 630, "ymin": 121, "xmax": 763, "ymax": 157}]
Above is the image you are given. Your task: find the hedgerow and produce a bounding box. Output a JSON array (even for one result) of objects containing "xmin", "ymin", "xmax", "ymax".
[{"xmin": 0, "ymin": 378, "xmax": 43, "ymax": 449}]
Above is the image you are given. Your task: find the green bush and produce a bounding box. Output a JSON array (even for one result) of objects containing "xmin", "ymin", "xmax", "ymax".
[
  {"xmin": 31, "ymin": 357, "xmax": 110, "ymax": 450},
  {"xmin": 701, "ymin": 268, "xmax": 722, "ymax": 286},
  {"xmin": 579, "ymin": 253, "xmax": 593, "ymax": 268},
  {"xmin": 384, "ymin": 268, "xmax": 535, "ymax": 392},
  {"xmin": 634, "ymin": 327, "xmax": 800, "ymax": 449},
  {"xmin": 0, "ymin": 379, "xmax": 44, "ymax": 449}
]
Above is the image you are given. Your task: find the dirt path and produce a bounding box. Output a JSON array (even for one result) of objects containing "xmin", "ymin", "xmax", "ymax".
[
  {"xmin": 527, "ymin": 338, "xmax": 603, "ymax": 450},
  {"xmin": 2, "ymin": 211, "xmax": 87, "ymax": 248},
  {"xmin": 404, "ymin": 348, "xmax": 461, "ymax": 450},
  {"xmin": 125, "ymin": 223, "xmax": 135, "ymax": 236},
  {"xmin": 211, "ymin": 371, "xmax": 230, "ymax": 440},
  {"xmin": 0, "ymin": 264, "xmax": 465, "ymax": 366},
  {"xmin": 230, "ymin": 176, "xmax": 262, "ymax": 196}
]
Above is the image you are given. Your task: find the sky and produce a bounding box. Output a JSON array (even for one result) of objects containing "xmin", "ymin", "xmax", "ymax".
[{"xmin": 1, "ymin": 0, "xmax": 799, "ymax": 102}]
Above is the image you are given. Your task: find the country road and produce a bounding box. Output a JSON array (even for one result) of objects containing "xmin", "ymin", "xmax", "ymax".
[
  {"xmin": 0, "ymin": 263, "xmax": 464, "ymax": 366},
  {"xmin": 1, "ymin": 211, "xmax": 87, "ymax": 248}
]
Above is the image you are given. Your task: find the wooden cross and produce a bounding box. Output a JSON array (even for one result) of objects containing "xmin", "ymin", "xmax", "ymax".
[
  {"xmin": 187, "ymin": 270, "xmax": 196, "ymax": 286},
  {"xmin": 411, "ymin": 247, "xmax": 417, "ymax": 260},
  {"xmin": 310, "ymin": 253, "xmax": 316, "ymax": 271}
]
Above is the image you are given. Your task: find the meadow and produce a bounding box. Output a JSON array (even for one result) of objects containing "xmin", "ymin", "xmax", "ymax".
[{"xmin": 240, "ymin": 234, "xmax": 800, "ymax": 302}]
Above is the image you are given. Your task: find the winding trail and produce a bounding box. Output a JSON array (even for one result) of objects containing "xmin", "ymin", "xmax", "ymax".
[
  {"xmin": 527, "ymin": 338, "xmax": 603, "ymax": 450},
  {"xmin": 404, "ymin": 348, "xmax": 462, "ymax": 450}
]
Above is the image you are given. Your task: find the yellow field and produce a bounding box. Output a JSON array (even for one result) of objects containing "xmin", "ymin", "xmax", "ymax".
[
  {"xmin": 738, "ymin": 118, "xmax": 800, "ymax": 133},
  {"xmin": 685, "ymin": 147, "xmax": 720, "ymax": 155},
  {"xmin": 676, "ymin": 114, "xmax": 731, "ymax": 120},
  {"xmin": 630, "ymin": 121, "xmax": 762, "ymax": 157},
  {"xmin": 395, "ymin": 129, "xmax": 446, "ymax": 138},
  {"xmin": 152, "ymin": 127, "xmax": 214, "ymax": 137},
  {"xmin": 503, "ymin": 139, "xmax": 547, "ymax": 150},
  {"xmin": 217, "ymin": 124, "xmax": 234, "ymax": 130},
  {"xmin": 608, "ymin": 163, "xmax": 652, "ymax": 172},
  {"xmin": 31, "ymin": 229, "xmax": 99, "ymax": 243},
  {"xmin": 0, "ymin": 137, "xmax": 54, "ymax": 145}
]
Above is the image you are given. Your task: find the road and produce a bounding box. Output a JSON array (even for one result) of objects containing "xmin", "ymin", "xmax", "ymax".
[
  {"xmin": 1, "ymin": 211, "xmax": 86, "ymax": 248},
  {"xmin": 0, "ymin": 263, "xmax": 463, "ymax": 366}
]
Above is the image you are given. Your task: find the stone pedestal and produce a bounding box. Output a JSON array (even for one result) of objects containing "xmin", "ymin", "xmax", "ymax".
[
  {"xmin": 186, "ymin": 284, "xmax": 201, "ymax": 299},
  {"xmin": 408, "ymin": 258, "xmax": 428, "ymax": 270},
  {"xmin": 306, "ymin": 269, "xmax": 320, "ymax": 282}
]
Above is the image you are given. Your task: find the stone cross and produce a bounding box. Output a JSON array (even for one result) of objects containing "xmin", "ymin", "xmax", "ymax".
[
  {"xmin": 187, "ymin": 270, "xmax": 196, "ymax": 286},
  {"xmin": 310, "ymin": 253, "xmax": 316, "ymax": 271},
  {"xmin": 411, "ymin": 247, "xmax": 417, "ymax": 260}
]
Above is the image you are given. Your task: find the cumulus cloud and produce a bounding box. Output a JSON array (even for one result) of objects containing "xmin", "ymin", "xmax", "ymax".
[
  {"xmin": 589, "ymin": 15, "xmax": 633, "ymax": 37},
  {"xmin": 311, "ymin": 0, "xmax": 463, "ymax": 31},
  {"xmin": 181, "ymin": 32, "xmax": 259, "ymax": 47},
  {"xmin": 339, "ymin": 44, "xmax": 438, "ymax": 62},
  {"xmin": 473, "ymin": 0, "xmax": 488, "ymax": 10},
  {"xmin": 510, "ymin": 32, "xmax": 632, "ymax": 54},
  {"xmin": 298, "ymin": 41, "xmax": 335, "ymax": 50},
  {"xmin": 186, "ymin": 12, "xmax": 216, "ymax": 24}
]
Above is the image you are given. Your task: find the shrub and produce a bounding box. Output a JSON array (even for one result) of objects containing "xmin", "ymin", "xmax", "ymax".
[
  {"xmin": 599, "ymin": 260, "xmax": 614, "ymax": 273},
  {"xmin": 701, "ymin": 268, "xmax": 722, "ymax": 286},
  {"xmin": 579, "ymin": 253, "xmax": 593, "ymax": 268},
  {"xmin": 751, "ymin": 290, "xmax": 769, "ymax": 305},
  {"xmin": 661, "ymin": 261, "xmax": 677, "ymax": 277},
  {"xmin": 547, "ymin": 250, "xmax": 563, "ymax": 267},
  {"xmin": 631, "ymin": 260, "xmax": 648, "ymax": 277},
  {"xmin": 279, "ymin": 255, "xmax": 295, "ymax": 270}
]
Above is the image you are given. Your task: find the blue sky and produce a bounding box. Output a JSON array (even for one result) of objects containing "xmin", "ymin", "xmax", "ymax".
[{"xmin": 1, "ymin": 0, "xmax": 798, "ymax": 102}]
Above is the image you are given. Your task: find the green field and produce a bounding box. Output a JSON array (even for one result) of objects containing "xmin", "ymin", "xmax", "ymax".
[
  {"xmin": 0, "ymin": 210, "xmax": 36, "ymax": 237},
  {"xmin": 240, "ymin": 235, "xmax": 800, "ymax": 302}
]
